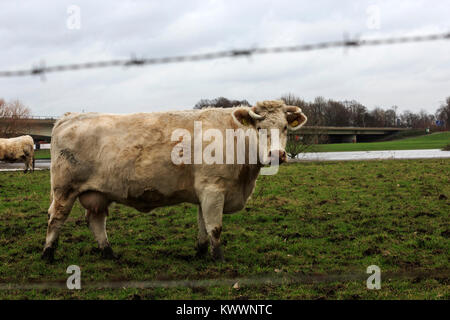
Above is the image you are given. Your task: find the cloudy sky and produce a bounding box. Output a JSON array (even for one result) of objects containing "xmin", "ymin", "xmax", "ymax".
[{"xmin": 1, "ymin": 0, "xmax": 449, "ymax": 116}]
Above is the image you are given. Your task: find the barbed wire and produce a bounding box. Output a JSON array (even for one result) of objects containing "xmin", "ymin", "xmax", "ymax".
[{"xmin": 0, "ymin": 32, "xmax": 449, "ymax": 78}]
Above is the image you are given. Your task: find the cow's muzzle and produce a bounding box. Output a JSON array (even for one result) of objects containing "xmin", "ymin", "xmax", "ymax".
[{"xmin": 268, "ymin": 150, "xmax": 287, "ymax": 164}]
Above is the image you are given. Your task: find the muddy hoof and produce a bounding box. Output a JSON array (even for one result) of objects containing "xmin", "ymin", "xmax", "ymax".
[
  {"xmin": 211, "ymin": 246, "xmax": 224, "ymax": 262},
  {"xmin": 101, "ymin": 246, "xmax": 117, "ymax": 260},
  {"xmin": 41, "ymin": 247, "xmax": 55, "ymax": 263},
  {"xmin": 195, "ymin": 242, "xmax": 209, "ymax": 258}
]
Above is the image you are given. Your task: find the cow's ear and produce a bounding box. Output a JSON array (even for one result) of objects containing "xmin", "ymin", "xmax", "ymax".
[
  {"xmin": 286, "ymin": 112, "xmax": 307, "ymax": 127},
  {"xmin": 285, "ymin": 106, "xmax": 307, "ymax": 130},
  {"xmin": 232, "ymin": 108, "xmax": 254, "ymax": 127}
]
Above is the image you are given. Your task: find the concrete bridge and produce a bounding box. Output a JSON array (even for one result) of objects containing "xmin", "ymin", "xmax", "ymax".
[
  {"xmin": 0, "ymin": 117, "xmax": 410, "ymax": 143},
  {"xmin": 0, "ymin": 117, "xmax": 56, "ymax": 142}
]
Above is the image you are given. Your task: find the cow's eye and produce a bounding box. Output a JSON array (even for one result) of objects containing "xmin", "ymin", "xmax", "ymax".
[{"xmin": 284, "ymin": 126, "xmax": 287, "ymax": 131}]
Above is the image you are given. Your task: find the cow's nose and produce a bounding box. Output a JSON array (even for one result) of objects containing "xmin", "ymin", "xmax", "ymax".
[
  {"xmin": 268, "ymin": 150, "xmax": 287, "ymax": 163},
  {"xmin": 279, "ymin": 150, "xmax": 287, "ymax": 163}
]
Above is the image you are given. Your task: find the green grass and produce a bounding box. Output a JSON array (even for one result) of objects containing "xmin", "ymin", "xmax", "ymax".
[
  {"xmin": 378, "ymin": 129, "xmax": 428, "ymax": 142},
  {"xmin": 34, "ymin": 149, "xmax": 50, "ymax": 160},
  {"xmin": 0, "ymin": 160, "xmax": 449, "ymax": 299},
  {"xmin": 310, "ymin": 132, "xmax": 450, "ymax": 153}
]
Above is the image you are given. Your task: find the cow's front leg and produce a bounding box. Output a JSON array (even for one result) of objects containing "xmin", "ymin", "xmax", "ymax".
[
  {"xmin": 199, "ymin": 189, "xmax": 225, "ymax": 261},
  {"xmin": 195, "ymin": 207, "xmax": 209, "ymax": 257}
]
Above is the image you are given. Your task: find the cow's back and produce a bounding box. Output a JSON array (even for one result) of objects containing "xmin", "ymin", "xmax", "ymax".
[{"xmin": 51, "ymin": 109, "xmax": 259, "ymax": 211}]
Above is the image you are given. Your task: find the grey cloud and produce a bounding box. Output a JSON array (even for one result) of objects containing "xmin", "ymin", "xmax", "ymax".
[{"xmin": 0, "ymin": 0, "xmax": 449, "ymax": 116}]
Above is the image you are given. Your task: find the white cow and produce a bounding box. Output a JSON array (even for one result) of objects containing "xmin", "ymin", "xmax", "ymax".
[
  {"xmin": 42, "ymin": 100, "xmax": 307, "ymax": 261},
  {"xmin": 0, "ymin": 135, "xmax": 35, "ymax": 172}
]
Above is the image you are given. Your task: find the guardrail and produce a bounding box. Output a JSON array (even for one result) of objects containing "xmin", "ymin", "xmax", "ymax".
[
  {"xmin": 26, "ymin": 116, "xmax": 58, "ymax": 120},
  {"xmin": 0, "ymin": 116, "xmax": 58, "ymax": 120}
]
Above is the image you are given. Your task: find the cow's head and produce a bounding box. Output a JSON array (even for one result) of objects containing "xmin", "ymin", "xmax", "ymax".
[{"xmin": 232, "ymin": 100, "xmax": 307, "ymax": 164}]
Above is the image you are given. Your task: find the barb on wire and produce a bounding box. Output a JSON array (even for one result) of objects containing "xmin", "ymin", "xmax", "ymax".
[{"xmin": 0, "ymin": 32, "xmax": 449, "ymax": 78}]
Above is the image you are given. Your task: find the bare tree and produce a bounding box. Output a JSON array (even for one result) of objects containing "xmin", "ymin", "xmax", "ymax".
[
  {"xmin": 384, "ymin": 108, "xmax": 396, "ymax": 127},
  {"xmin": 308, "ymin": 96, "xmax": 327, "ymax": 126},
  {"xmin": 436, "ymin": 97, "xmax": 450, "ymax": 130},
  {"xmin": 193, "ymin": 99, "xmax": 211, "ymax": 110},
  {"xmin": 194, "ymin": 97, "xmax": 250, "ymax": 109},
  {"xmin": 0, "ymin": 99, "xmax": 32, "ymax": 137},
  {"xmin": 280, "ymin": 93, "xmax": 308, "ymax": 109},
  {"xmin": 324, "ymin": 100, "xmax": 349, "ymax": 126},
  {"xmin": 343, "ymin": 100, "xmax": 366, "ymax": 127}
]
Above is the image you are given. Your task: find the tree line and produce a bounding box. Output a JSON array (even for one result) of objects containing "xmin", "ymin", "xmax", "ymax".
[
  {"xmin": 0, "ymin": 98, "xmax": 32, "ymax": 137},
  {"xmin": 194, "ymin": 95, "xmax": 450, "ymax": 130},
  {"xmin": 1, "ymin": 95, "xmax": 449, "ymax": 138}
]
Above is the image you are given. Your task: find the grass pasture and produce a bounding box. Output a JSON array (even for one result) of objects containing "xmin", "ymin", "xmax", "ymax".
[
  {"xmin": 309, "ymin": 132, "xmax": 450, "ymax": 153},
  {"xmin": 34, "ymin": 149, "xmax": 50, "ymax": 160},
  {"xmin": 0, "ymin": 160, "xmax": 449, "ymax": 299}
]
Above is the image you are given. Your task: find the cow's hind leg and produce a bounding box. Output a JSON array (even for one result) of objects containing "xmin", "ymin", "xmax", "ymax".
[
  {"xmin": 42, "ymin": 191, "xmax": 77, "ymax": 262},
  {"xmin": 195, "ymin": 207, "xmax": 209, "ymax": 257},
  {"xmin": 198, "ymin": 188, "xmax": 225, "ymax": 261},
  {"xmin": 28, "ymin": 156, "xmax": 34, "ymax": 173},
  {"xmin": 79, "ymin": 191, "xmax": 115, "ymax": 259},
  {"xmin": 23, "ymin": 156, "xmax": 33, "ymax": 173},
  {"xmin": 23, "ymin": 157, "xmax": 29, "ymax": 173}
]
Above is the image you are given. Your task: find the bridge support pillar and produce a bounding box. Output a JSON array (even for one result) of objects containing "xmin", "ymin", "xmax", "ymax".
[{"xmin": 339, "ymin": 134, "xmax": 357, "ymax": 143}]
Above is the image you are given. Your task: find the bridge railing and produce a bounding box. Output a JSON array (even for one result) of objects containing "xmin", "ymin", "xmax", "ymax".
[
  {"xmin": 27, "ymin": 116, "xmax": 59, "ymax": 120},
  {"xmin": 0, "ymin": 116, "xmax": 58, "ymax": 120}
]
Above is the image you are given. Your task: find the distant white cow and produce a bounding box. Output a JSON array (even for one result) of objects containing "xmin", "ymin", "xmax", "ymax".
[{"xmin": 0, "ymin": 135, "xmax": 35, "ymax": 172}]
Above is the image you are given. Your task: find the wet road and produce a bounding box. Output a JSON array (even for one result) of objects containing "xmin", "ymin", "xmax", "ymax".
[
  {"xmin": 292, "ymin": 149, "xmax": 450, "ymax": 161},
  {"xmin": 0, "ymin": 159, "xmax": 50, "ymax": 171}
]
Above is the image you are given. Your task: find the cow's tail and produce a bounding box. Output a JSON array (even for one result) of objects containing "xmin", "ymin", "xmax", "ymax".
[{"xmin": 32, "ymin": 156, "xmax": 35, "ymax": 172}]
